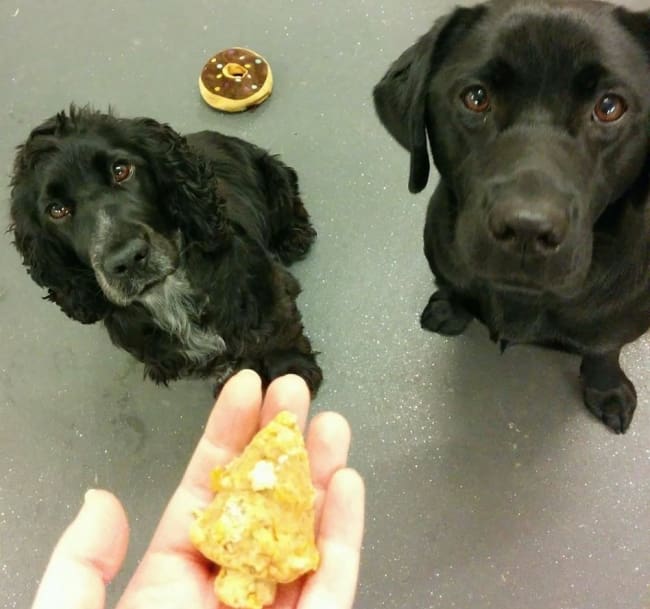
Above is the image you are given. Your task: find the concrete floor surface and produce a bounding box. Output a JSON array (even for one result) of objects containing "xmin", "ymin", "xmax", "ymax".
[{"xmin": 1, "ymin": 1, "xmax": 649, "ymax": 608}]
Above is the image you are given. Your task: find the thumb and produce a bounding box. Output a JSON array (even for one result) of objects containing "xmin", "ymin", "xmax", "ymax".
[{"xmin": 32, "ymin": 489, "xmax": 130, "ymax": 609}]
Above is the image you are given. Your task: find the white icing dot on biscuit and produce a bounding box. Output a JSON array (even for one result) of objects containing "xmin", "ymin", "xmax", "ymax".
[
  {"xmin": 235, "ymin": 77, "xmax": 242, "ymax": 82},
  {"xmin": 210, "ymin": 58, "xmax": 217, "ymax": 63},
  {"xmin": 217, "ymin": 73, "xmax": 223, "ymax": 79},
  {"xmin": 249, "ymin": 460, "xmax": 277, "ymax": 490},
  {"xmin": 255, "ymin": 58, "xmax": 262, "ymax": 64},
  {"xmin": 216, "ymin": 63, "xmax": 223, "ymax": 69},
  {"xmin": 214, "ymin": 86, "xmax": 221, "ymax": 92},
  {"xmin": 239, "ymin": 55, "xmax": 246, "ymax": 60},
  {"xmin": 244, "ymin": 63, "xmax": 251, "ymax": 68},
  {"xmin": 251, "ymin": 84, "xmax": 258, "ymax": 90},
  {"xmin": 247, "ymin": 74, "xmax": 252, "ymax": 79}
]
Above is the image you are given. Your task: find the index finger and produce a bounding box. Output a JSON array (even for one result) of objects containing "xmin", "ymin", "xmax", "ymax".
[
  {"xmin": 181, "ymin": 369, "xmax": 264, "ymax": 504},
  {"xmin": 148, "ymin": 369, "xmax": 263, "ymax": 554}
]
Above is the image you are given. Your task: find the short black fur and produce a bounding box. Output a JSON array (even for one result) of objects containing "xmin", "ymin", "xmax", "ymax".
[{"xmin": 374, "ymin": 0, "xmax": 650, "ymax": 433}]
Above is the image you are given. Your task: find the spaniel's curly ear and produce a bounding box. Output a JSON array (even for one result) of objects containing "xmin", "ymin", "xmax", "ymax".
[
  {"xmin": 10, "ymin": 133, "xmax": 111, "ymax": 325},
  {"xmin": 127, "ymin": 118, "xmax": 232, "ymax": 251},
  {"xmin": 11, "ymin": 111, "xmax": 68, "ymax": 177}
]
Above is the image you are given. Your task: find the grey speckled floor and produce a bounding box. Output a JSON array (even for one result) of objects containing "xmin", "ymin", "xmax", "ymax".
[{"xmin": 2, "ymin": 1, "xmax": 650, "ymax": 608}]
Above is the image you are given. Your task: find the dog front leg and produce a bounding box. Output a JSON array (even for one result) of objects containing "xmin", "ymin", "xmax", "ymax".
[{"xmin": 580, "ymin": 350, "xmax": 637, "ymax": 434}]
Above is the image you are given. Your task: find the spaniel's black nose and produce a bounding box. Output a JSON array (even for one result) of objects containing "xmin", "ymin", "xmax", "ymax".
[{"xmin": 104, "ymin": 238, "xmax": 150, "ymax": 276}]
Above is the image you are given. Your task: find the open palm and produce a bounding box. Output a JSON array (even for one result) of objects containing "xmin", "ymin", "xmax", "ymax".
[{"xmin": 32, "ymin": 371, "xmax": 364, "ymax": 609}]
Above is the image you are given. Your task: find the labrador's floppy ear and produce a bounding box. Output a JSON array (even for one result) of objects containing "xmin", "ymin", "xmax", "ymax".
[
  {"xmin": 614, "ymin": 7, "xmax": 650, "ymax": 58},
  {"xmin": 373, "ymin": 5, "xmax": 487, "ymax": 193},
  {"xmin": 614, "ymin": 8, "xmax": 650, "ymax": 158}
]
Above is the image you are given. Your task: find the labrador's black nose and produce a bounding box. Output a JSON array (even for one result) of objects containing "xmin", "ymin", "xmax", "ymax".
[
  {"xmin": 104, "ymin": 238, "xmax": 150, "ymax": 276},
  {"xmin": 488, "ymin": 200, "xmax": 569, "ymax": 254}
]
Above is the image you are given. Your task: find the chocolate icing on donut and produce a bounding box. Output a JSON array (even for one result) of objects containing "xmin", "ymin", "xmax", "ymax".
[{"xmin": 201, "ymin": 48, "xmax": 269, "ymax": 101}]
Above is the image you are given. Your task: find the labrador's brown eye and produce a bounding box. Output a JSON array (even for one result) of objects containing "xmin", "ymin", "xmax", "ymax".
[
  {"xmin": 593, "ymin": 94, "xmax": 626, "ymax": 123},
  {"xmin": 112, "ymin": 161, "xmax": 134, "ymax": 183},
  {"xmin": 461, "ymin": 85, "xmax": 490, "ymax": 112},
  {"xmin": 47, "ymin": 203, "xmax": 72, "ymax": 220}
]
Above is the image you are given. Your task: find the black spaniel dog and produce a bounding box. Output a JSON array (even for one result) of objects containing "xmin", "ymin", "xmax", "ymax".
[{"xmin": 9, "ymin": 106, "xmax": 322, "ymax": 392}]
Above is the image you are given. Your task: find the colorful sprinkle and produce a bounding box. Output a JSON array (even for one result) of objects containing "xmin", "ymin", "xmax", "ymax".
[
  {"xmin": 210, "ymin": 58, "xmax": 217, "ymax": 63},
  {"xmin": 217, "ymin": 73, "xmax": 223, "ymax": 79},
  {"xmin": 244, "ymin": 63, "xmax": 251, "ymax": 68},
  {"xmin": 214, "ymin": 86, "xmax": 221, "ymax": 92}
]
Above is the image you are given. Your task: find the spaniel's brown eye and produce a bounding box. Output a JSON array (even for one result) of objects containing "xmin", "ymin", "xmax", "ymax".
[
  {"xmin": 112, "ymin": 161, "xmax": 134, "ymax": 183},
  {"xmin": 593, "ymin": 94, "xmax": 627, "ymax": 123},
  {"xmin": 461, "ymin": 85, "xmax": 490, "ymax": 112},
  {"xmin": 47, "ymin": 203, "xmax": 72, "ymax": 220}
]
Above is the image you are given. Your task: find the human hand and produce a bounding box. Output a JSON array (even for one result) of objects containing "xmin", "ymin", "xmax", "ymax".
[{"xmin": 31, "ymin": 370, "xmax": 365, "ymax": 609}]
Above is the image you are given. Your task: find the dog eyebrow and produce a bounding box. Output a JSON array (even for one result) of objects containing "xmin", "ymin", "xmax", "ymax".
[
  {"xmin": 45, "ymin": 180, "xmax": 67, "ymax": 201},
  {"xmin": 478, "ymin": 58, "xmax": 515, "ymax": 86},
  {"xmin": 573, "ymin": 62, "xmax": 607, "ymax": 93}
]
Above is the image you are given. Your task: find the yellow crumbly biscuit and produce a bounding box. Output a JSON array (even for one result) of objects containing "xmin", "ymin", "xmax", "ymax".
[{"xmin": 190, "ymin": 411, "xmax": 320, "ymax": 609}]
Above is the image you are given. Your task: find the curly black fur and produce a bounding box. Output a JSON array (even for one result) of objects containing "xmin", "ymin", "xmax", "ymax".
[{"xmin": 9, "ymin": 105, "xmax": 322, "ymax": 392}]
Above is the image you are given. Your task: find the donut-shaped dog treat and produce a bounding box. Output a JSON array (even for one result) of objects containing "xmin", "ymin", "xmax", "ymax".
[{"xmin": 199, "ymin": 48, "xmax": 273, "ymax": 112}]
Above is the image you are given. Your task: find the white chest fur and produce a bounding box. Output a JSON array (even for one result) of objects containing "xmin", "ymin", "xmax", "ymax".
[{"xmin": 139, "ymin": 272, "xmax": 227, "ymax": 366}]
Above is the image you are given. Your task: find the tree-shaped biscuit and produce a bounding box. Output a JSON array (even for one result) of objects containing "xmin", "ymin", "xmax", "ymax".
[{"xmin": 190, "ymin": 411, "xmax": 320, "ymax": 609}]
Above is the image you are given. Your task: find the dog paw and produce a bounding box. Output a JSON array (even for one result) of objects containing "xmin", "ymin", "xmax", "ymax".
[
  {"xmin": 291, "ymin": 363, "xmax": 323, "ymax": 395},
  {"xmin": 145, "ymin": 366, "xmax": 172, "ymax": 386},
  {"xmin": 211, "ymin": 367, "xmax": 237, "ymax": 399},
  {"xmin": 420, "ymin": 291, "xmax": 472, "ymax": 335},
  {"xmin": 582, "ymin": 379, "xmax": 637, "ymax": 434},
  {"xmin": 264, "ymin": 352, "xmax": 323, "ymax": 395},
  {"xmin": 275, "ymin": 222, "xmax": 317, "ymax": 265}
]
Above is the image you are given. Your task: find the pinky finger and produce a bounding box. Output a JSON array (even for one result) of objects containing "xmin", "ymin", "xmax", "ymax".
[{"xmin": 298, "ymin": 468, "xmax": 365, "ymax": 609}]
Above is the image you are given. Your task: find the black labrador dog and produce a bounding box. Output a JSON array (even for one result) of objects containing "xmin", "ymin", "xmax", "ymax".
[
  {"xmin": 374, "ymin": 0, "xmax": 650, "ymax": 432},
  {"xmin": 10, "ymin": 107, "xmax": 322, "ymax": 392}
]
